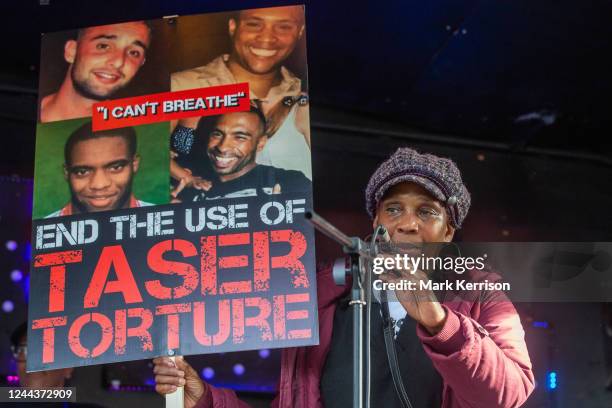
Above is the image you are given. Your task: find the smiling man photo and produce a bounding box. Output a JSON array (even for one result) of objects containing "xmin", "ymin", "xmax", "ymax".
[
  {"xmin": 46, "ymin": 122, "xmax": 151, "ymax": 218},
  {"xmin": 170, "ymin": 5, "xmax": 312, "ymax": 182},
  {"xmin": 39, "ymin": 21, "xmax": 151, "ymax": 123},
  {"xmin": 173, "ymin": 103, "xmax": 310, "ymax": 202},
  {"xmin": 172, "ymin": 6, "xmax": 304, "ymax": 120}
]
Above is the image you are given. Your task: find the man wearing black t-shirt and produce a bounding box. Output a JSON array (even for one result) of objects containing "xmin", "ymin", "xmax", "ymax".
[{"xmin": 172, "ymin": 105, "xmax": 310, "ymax": 202}]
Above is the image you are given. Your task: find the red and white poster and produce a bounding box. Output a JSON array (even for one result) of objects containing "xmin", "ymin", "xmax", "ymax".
[{"xmin": 29, "ymin": 5, "xmax": 316, "ymax": 371}]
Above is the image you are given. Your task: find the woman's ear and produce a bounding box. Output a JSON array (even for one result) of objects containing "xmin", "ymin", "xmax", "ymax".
[
  {"xmin": 444, "ymin": 222, "xmax": 456, "ymax": 242},
  {"xmin": 372, "ymin": 213, "xmax": 380, "ymax": 232}
]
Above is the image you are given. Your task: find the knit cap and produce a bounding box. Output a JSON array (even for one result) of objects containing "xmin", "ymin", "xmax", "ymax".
[{"xmin": 365, "ymin": 148, "xmax": 471, "ymax": 228}]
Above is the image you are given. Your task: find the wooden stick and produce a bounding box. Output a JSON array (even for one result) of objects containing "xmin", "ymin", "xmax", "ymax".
[{"xmin": 165, "ymin": 355, "xmax": 184, "ymax": 408}]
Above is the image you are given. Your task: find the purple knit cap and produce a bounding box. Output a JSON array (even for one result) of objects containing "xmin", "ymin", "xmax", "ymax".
[{"xmin": 365, "ymin": 148, "xmax": 471, "ymax": 228}]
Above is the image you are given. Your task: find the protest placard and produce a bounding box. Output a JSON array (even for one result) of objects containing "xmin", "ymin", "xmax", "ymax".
[{"xmin": 29, "ymin": 5, "xmax": 315, "ymax": 372}]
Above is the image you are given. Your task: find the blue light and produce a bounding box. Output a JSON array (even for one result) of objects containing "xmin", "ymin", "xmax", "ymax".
[
  {"xmin": 5, "ymin": 240, "xmax": 17, "ymax": 251},
  {"xmin": 2, "ymin": 300, "xmax": 15, "ymax": 313},
  {"xmin": 547, "ymin": 371, "xmax": 558, "ymax": 390},
  {"xmin": 23, "ymin": 242, "xmax": 32, "ymax": 261},
  {"xmin": 10, "ymin": 270, "xmax": 23, "ymax": 282},
  {"xmin": 202, "ymin": 367, "xmax": 215, "ymax": 380},
  {"xmin": 532, "ymin": 321, "xmax": 549, "ymax": 329},
  {"xmin": 233, "ymin": 363, "xmax": 245, "ymax": 376},
  {"xmin": 23, "ymin": 275, "xmax": 30, "ymax": 302},
  {"xmin": 258, "ymin": 349, "xmax": 270, "ymax": 359}
]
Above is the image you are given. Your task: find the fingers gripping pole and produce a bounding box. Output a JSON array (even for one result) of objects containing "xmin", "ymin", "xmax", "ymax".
[{"xmin": 165, "ymin": 356, "xmax": 184, "ymax": 408}]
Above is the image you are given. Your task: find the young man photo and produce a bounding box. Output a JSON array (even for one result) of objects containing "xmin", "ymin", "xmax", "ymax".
[
  {"xmin": 39, "ymin": 21, "xmax": 151, "ymax": 123},
  {"xmin": 46, "ymin": 123, "xmax": 151, "ymax": 218}
]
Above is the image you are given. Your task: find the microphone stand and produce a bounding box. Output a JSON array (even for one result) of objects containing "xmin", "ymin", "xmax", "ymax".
[{"xmin": 305, "ymin": 211, "xmax": 379, "ymax": 408}]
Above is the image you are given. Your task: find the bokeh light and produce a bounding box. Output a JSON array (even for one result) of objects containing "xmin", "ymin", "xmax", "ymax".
[
  {"xmin": 202, "ymin": 367, "xmax": 215, "ymax": 380},
  {"xmin": 2, "ymin": 300, "xmax": 15, "ymax": 313},
  {"xmin": 233, "ymin": 363, "xmax": 245, "ymax": 376},
  {"xmin": 10, "ymin": 269, "xmax": 23, "ymax": 282},
  {"xmin": 5, "ymin": 240, "xmax": 17, "ymax": 251}
]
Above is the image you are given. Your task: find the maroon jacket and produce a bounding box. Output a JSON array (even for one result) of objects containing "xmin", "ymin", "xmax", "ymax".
[{"xmin": 196, "ymin": 266, "xmax": 535, "ymax": 408}]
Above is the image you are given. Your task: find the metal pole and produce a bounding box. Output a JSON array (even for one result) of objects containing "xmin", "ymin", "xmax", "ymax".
[
  {"xmin": 350, "ymin": 253, "xmax": 366, "ymax": 408},
  {"xmin": 306, "ymin": 211, "xmax": 371, "ymax": 408},
  {"xmin": 305, "ymin": 211, "xmax": 371, "ymax": 258}
]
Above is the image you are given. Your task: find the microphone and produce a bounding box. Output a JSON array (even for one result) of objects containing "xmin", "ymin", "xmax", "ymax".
[
  {"xmin": 374, "ymin": 226, "xmax": 403, "ymax": 277},
  {"xmin": 374, "ymin": 225, "xmax": 397, "ymax": 266},
  {"xmin": 377, "ymin": 225, "xmax": 391, "ymax": 243}
]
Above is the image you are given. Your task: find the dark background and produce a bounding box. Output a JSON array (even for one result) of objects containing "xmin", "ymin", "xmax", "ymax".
[{"xmin": 1, "ymin": 0, "xmax": 612, "ymax": 407}]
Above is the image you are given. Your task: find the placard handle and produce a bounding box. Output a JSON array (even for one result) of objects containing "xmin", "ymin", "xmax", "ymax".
[{"xmin": 165, "ymin": 355, "xmax": 184, "ymax": 408}]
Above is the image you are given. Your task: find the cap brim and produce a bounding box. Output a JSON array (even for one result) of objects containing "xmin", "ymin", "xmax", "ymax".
[{"xmin": 374, "ymin": 174, "xmax": 447, "ymax": 208}]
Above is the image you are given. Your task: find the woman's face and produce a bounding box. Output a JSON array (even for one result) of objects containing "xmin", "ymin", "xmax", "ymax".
[{"xmin": 373, "ymin": 181, "xmax": 455, "ymax": 245}]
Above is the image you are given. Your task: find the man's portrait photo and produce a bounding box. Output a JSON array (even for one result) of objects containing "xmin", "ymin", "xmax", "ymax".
[
  {"xmin": 172, "ymin": 102, "xmax": 311, "ymax": 203},
  {"xmin": 166, "ymin": 6, "xmax": 312, "ymax": 186},
  {"xmin": 33, "ymin": 119, "xmax": 170, "ymax": 219},
  {"xmin": 38, "ymin": 20, "xmax": 170, "ymax": 123}
]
